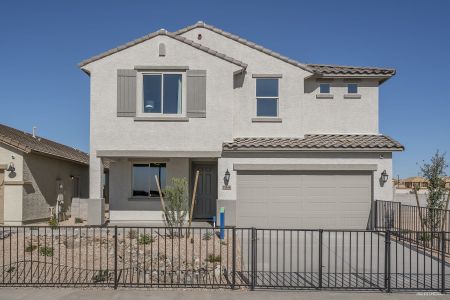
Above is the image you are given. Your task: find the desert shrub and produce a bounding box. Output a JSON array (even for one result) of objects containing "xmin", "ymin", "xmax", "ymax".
[
  {"xmin": 75, "ymin": 217, "xmax": 84, "ymax": 224},
  {"xmin": 206, "ymin": 254, "xmax": 221, "ymax": 263},
  {"xmin": 138, "ymin": 234, "xmax": 154, "ymax": 245},
  {"xmin": 202, "ymin": 232, "xmax": 213, "ymax": 241},
  {"xmin": 48, "ymin": 216, "xmax": 59, "ymax": 229},
  {"xmin": 127, "ymin": 229, "xmax": 138, "ymax": 239},
  {"xmin": 39, "ymin": 246, "xmax": 54, "ymax": 257},
  {"xmin": 162, "ymin": 178, "xmax": 189, "ymax": 227},
  {"xmin": 92, "ymin": 270, "xmax": 110, "ymax": 283},
  {"xmin": 25, "ymin": 243, "xmax": 37, "ymax": 252}
]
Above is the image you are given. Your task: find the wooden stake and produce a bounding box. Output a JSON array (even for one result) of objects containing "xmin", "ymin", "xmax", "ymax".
[
  {"xmin": 188, "ymin": 170, "xmax": 200, "ymax": 236},
  {"xmin": 155, "ymin": 175, "xmax": 168, "ymax": 224},
  {"xmin": 441, "ymin": 189, "xmax": 450, "ymax": 232},
  {"xmin": 414, "ymin": 186, "xmax": 426, "ymax": 232}
]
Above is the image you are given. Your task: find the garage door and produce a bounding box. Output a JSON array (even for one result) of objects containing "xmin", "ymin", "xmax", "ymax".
[{"xmin": 236, "ymin": 171, "xmax": 372, "ymax": 229}]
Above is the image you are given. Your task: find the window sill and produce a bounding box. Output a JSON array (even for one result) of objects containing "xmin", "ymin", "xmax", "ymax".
[
  {"xmin": 251, "ymin": 117, "xmax": 282, "ymax": 123},
  {"xmin": 128, "ymin": 196, "xmax": 161, "ymax": 201},
  {"xmin": 316, "ymin": 94, "xmax": 334, "ymax": 99},
  {"xmin": 134, "ymin": 116, "xmax": 189, "ymax": 122},
  {"xmin": 344, "ymin": 94, "xmax": 362, "ymax": 99}
]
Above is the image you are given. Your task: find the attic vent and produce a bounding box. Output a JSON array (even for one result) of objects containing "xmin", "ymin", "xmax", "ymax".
[{"xmin": 159, "ymin": 43, "xmax": 166, "ymax": 57}]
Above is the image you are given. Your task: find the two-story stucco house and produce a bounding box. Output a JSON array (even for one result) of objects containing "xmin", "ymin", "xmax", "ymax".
[{"xmin": 79, "ymin": 21, "xmax": 403, "ymax": 229}]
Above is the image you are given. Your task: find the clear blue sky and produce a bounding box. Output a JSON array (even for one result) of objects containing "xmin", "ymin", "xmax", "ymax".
[{"xmin": 1, "ymin": 0, "xmax": 449, "ymax": 178}]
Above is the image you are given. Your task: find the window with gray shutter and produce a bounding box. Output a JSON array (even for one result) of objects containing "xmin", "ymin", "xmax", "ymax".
[
  {"xmin": 117, "ymin": 69, "xmax": 137, "ymax": 117},
  {"xmin": 186, "ymin": 70, "xmax": 206, "ymax": 118}
]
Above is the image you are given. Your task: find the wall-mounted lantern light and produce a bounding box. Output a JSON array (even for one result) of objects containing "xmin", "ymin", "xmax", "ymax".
[
  {"xmin": 223, "ymin": 169, "xmax": 231, "ymax": 186},
  {"xmin": 6, "ymin": 162, "xmax": 15, "ymax": 172},
  {"xmin": 380, "ymin": 170, "xmax": 389, "ymax": 184}
]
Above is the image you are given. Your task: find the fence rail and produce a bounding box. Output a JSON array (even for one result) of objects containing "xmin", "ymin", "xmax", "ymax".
[
  {"xmin": 375, "ymin": 200, "xmax": 450, "ymax": 255},
  {"xmin": 0, "ymin": 225, "xmax": 449, "ymax": 293}
]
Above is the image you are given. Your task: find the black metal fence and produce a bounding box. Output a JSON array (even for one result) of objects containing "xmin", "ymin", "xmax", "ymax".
[
  {"xmin": 375, "ymin": 200, "xmax": 450, "ymax": 254},
  {"xmin": 0, "ymin": 225, "xmax": 449, "ymax": 293}
]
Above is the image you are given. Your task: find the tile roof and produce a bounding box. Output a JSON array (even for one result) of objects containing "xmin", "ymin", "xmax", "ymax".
[
  {"xmin": 222, "ymin": 134, "xmax": 404, "ymax": 152},
  {"xmin": 307, "ymin": 64, "xmax": 396, "ymax": 77},
  {"xmin": 79, "ymin": 29, "xmax": 247, "ymax": 70},
  {"xmin": 0, "ymin": 123, "xmax": 88, "ymax": 165}
]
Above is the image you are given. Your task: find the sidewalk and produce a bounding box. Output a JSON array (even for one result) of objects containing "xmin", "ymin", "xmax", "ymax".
[{"xmin": 0, "ymin": 288, "xmax": 445, "ymax": 300}]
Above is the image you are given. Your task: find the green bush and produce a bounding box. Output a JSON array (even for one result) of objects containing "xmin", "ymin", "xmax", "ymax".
[
  {"xmin": 138, "ymin": 234, "xmax": 154, "ymax": 245},
  {"xmin": 75, "ymin": 217, "xmax": 83, "ymax": 224},
  {"xmin": 39, "ymin": 246, "xmax": 54, "ymax": 257}
]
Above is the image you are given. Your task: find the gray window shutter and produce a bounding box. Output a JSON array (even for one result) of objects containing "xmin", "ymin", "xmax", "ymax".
[
  {"xmin": 117, "ymin": 69, "xmax": 137, "ymax": 117},
  {"xmin": 186, "ymin": 70, "xmax": 206, "ymax": 118}
]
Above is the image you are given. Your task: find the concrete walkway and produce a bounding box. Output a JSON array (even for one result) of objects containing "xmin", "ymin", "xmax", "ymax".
[{"xmin": 0, "ymin": 288, "xmax": 445, "ymax": 300}]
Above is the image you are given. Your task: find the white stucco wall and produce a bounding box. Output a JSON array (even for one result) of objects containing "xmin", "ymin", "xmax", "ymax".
[
  {"xmin": 83, "ymin": 27, "xmax": 396, "ymax": 224},
  {"xmin": 180, "ymin": 27, "xmax": 380, "ymax": 136}
]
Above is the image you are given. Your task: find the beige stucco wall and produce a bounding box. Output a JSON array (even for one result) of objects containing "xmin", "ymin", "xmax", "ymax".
[
  {"xmin": 0, "ymin": 144, "xmax": 24, "ymax": 225},
  {"xmin": 108, "ymin": 157, "xmax": 189, "ymax": 223},
  {"xmin": 22, "ymin": 153, "xmax": 89, "ymax": 223}
]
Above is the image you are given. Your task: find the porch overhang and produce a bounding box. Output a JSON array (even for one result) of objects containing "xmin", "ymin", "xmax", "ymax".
[{"xmin": 96, "ymin": 150, "xmax": 222, "ymax": 158}]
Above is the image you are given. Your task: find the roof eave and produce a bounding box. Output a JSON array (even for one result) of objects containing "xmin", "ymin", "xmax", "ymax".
[{"xmin": 222, "ymin": 147, "xmax": 405, "ymax": 153}]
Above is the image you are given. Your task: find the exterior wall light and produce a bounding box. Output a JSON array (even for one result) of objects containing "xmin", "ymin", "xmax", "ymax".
[
  {"xmin": 381, "ymin": 170, "xmax": 389, "ymax": 184},
  {"xmin": 6, "ymin": 162, "xmax": 15, "ymax": 172},
  {"xmin": 223, "ymin": 169, "xmax": 230, "ymax": 186}
]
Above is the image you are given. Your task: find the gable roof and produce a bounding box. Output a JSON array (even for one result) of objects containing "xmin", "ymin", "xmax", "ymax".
[
  {"xmin": 175, "ymin": 22, "xmax": 395, "ymax": 80},
  {"xmin": 79, "ymin": 29, "xmax": 247, "ymax": 70},
  {"xmin": 0, "ymin": 123, "xmax": 88, "ymax": 165},
  {"xmin": 223, "ymin": 134, "xmax": 404, "ymax": 152}
]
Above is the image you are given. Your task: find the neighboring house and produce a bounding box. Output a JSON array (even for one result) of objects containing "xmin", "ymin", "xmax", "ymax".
[
  {"xmin": 0, "ymin": 124, "xmax": 89, "ymax": 225},
  {"xmin": 396, "ymin": 176, "xmax": 450, "ymax": 190},
  {"xmin": 79, "ymin": 21, "xmax": 404, "ymax": 229}
]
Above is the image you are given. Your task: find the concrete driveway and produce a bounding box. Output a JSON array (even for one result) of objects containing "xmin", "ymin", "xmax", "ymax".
[{"xmin": 238, "ymin": 230, "xmax": 450, "ymax": 290}]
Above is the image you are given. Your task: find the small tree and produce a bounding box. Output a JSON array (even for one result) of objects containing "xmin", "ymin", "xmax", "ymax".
[
  {"xmin": 162, "ymin": 177, "xmax": 189, "ymax": 228},
  {"xmin": 419, "ymin": 151, "xmax": 448, "ymax": 231}
]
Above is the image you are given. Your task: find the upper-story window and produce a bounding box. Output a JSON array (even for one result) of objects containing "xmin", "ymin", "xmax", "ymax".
[
  {"xmin": 256, "ymin": 78, "xmax": 278, "ymax": 117},
  {"xmin": 319, "ymin": 83, "xmax": 330, "ymax": 94},
  {"xmin": 143, "ymin": 73, "xmax": 182, "ymax": 114},
  {"xmin": 347, "ymin": 83, "xmax": 358, "ymax": 94}
]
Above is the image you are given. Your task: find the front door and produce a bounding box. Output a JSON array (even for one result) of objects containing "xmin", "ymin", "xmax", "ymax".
[{"xmin": 191, "ymin": 162, "xmax": 217, "ymax": 220}]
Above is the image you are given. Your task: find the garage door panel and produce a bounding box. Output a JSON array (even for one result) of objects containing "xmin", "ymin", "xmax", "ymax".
[{"xmin": 237, "ymin": 171, "xmax": 372, "ymax": 229}]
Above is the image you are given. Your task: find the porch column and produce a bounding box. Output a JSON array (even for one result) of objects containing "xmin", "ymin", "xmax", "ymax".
[{"xmin": 89, "ymin": 155, "xmax": 103, "ymax": 199}]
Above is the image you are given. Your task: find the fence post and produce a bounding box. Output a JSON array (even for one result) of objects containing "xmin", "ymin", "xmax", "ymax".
[
  {"xmin": 398, "ymin": 202, "xmax": 402, "ymax": 231},
  {"xmin": 441, "ymin": 231, "xmax": 446, "ymax": 294},
  {"xmin": 318, "ymin": 229, "xmax": 323, "ymax": 289},
  {"xmin": 374, "ymin": 200, "xmax": 378, "ymax": 230},
  {"xmin": 251, "ymin": 227, "xmax": 257, "ymax": 291},
  {"xmin": 114, "ymin": 225, "xmax": 118, "ymax": 290},
  {"xmin": 384, "ymin": 229, "xmax": 391, "ymax": 293},
  {"xmin": 231, "ymin": 226, "xmax": 236, "ymax": 290}
]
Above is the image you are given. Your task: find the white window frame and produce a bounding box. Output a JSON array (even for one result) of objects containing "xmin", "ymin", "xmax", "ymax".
[
  {"xmin": 255, "ymin": 78, "xmax": 279, "ymax": 118},
  {"xmin": 137, "ymin": 72, "xmax": 186, "ymax": 117}
]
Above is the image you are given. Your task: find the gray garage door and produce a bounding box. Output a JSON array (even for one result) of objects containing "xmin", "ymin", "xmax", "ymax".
[{"xmin": 236, "ymin": 171, "xmax": 372, "ymax": 229}]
